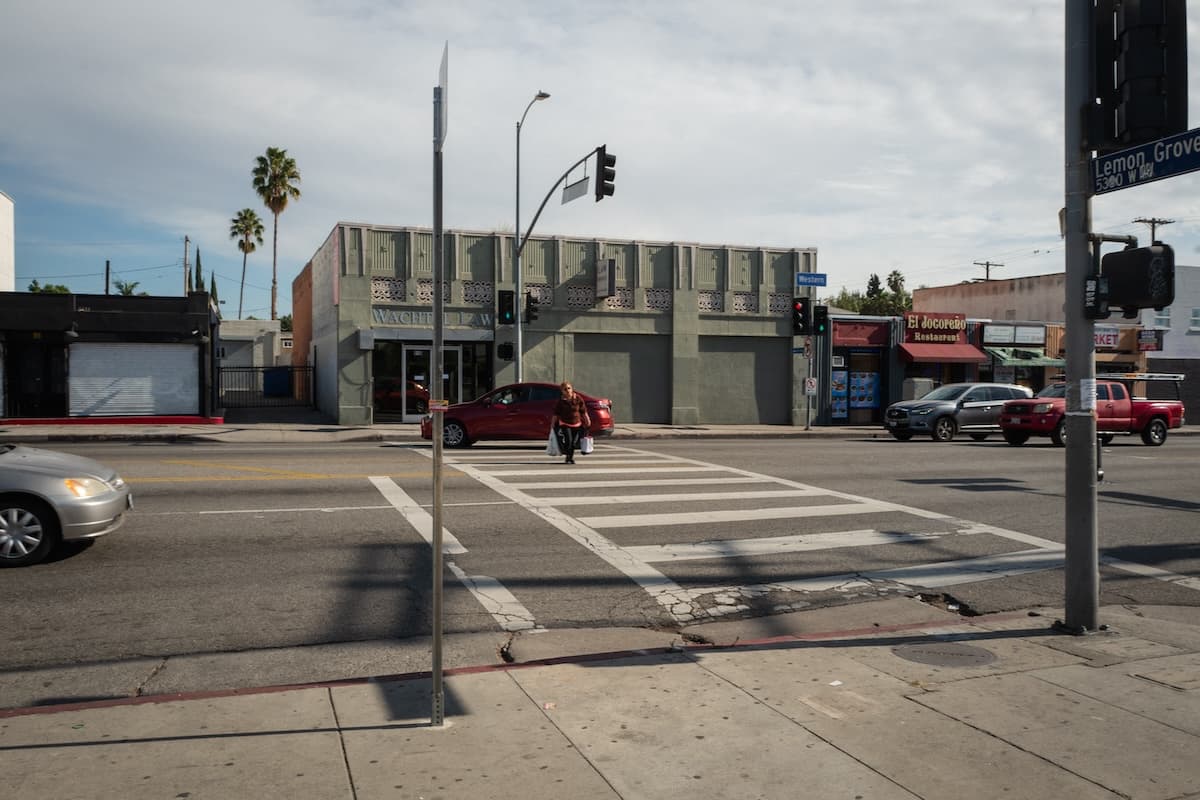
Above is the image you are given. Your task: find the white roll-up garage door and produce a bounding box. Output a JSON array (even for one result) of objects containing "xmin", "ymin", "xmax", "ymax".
[{"xmin": 69, "ymin": 343, "xmax": 200, "ymax": 416}]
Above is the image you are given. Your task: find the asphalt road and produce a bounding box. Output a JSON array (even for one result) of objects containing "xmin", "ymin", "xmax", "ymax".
[{"xmin": 5, "ymin": 436, "xmax": 1198, "ymax": 675}]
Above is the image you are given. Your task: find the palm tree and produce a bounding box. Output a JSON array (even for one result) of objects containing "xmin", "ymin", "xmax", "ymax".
[
  {"xmin": 251, "ymin": 147, "xmax": 302, "ymax": 320},
  {"xmin": 113, "ymin": 279, "xmax": 140, "ymax": 296},
  {"xmin": 229, "ymin": 208, "xmax": 265, "ymax": 319}
]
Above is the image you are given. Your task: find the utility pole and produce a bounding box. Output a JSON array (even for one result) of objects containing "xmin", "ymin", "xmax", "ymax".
[
  {"xmin": 973, "ymin": 260, "xmax": 1004, "ymax": 280},
  {"xmin": 105, "ymin": 260, "xmax": 110, "ymax": 295},
  {"xmin": 1132, "ymin": 217, "xmax": 1174, "ymax": 242},
  {"xmin": 1063, "ymin": 0, "xmax": 1099, "ymax": 633},
  {"xmin": 183, "ymin": 235, "xmax": 190, "ymax": 296}
]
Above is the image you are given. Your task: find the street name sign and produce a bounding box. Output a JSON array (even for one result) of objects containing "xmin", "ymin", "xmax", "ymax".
[
  {"xmin": 1092, "ymin": 126, "xmax": 1200, "ymax": 195},
  {"xmin": 795, "ymin": 272, "xmax": 827, "ymax": 288}
]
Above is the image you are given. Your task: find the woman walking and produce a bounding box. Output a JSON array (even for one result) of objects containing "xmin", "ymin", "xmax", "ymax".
[{"xmin": 552, "ymin": 381, "xmax": 591, "ymax": 464}]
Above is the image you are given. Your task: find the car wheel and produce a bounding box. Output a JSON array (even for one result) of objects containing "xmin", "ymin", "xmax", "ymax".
[
  {"xmin": 1050, "ymin": 419, "xmax": 1066, "ymax": 447},
  {"xmin": 0, "ymin": 496, "xmax": 61, "ymax": 568},
  {"xmin": 1099, "ymin": 434, "xmax": 1115, "ymax": 445},
  {"xmin": 442, "ymin": 420, "xmax": 471, "ymax": 448},
  {"xmin": 931, "ymin": 417, "xmax": 957, "ymax": 442},
  {"xmin": 969, "ymin": 433, "xmax": 989, "ymax": 442},
  {"xmin": 1141, "ymin": 418, "xmax": 1168, "ymax": 446},
  {"xmin": 1003, "ymin": 431, "xmax": 1029, "ymax": 446},
  {"xmin": 890, "ymin": 431, "xmax": 913, "ymax": 441}
]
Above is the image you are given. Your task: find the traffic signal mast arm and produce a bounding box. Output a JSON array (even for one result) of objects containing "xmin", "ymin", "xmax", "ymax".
[{"xmin": 517, "ymin": 146, "xmax": 612, "ymax": 260}]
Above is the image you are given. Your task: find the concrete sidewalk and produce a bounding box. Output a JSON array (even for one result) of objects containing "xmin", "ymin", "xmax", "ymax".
[{"xmin": 2, "ymin": 598, "xmax": 1198, "ymax": 799}]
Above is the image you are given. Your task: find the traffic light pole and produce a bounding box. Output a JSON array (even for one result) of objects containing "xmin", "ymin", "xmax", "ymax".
[
  {"xmin": 515, "ymin": 146, "xmax": 602, "ymax": 311},
  {"xmin": 1063, "ymin": 0, "xmax": 1100, "ymax": 633}
]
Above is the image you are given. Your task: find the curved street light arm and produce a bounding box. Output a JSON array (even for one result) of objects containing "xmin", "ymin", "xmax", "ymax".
[{"xmin": 518, "ymin": 147, "xmax": 600, "ymax": 259}]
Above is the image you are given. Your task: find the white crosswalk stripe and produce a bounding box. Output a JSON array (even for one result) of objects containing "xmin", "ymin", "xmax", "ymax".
[
  {"xmin": 416, "ymin": 442, "xmax": 1200, "ymax": 628},
  {"xmin": 424, "ymin": 443, "xmax": 1072, "ymax": 626}
]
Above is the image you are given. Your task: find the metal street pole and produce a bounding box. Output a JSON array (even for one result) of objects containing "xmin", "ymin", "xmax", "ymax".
[
  {"xmin": 1063, "ymin": 0, "xmax": 1099, "ymax": 633},
  {"xmin": 515, "ymin": 91, "xmax": 549, "ymax": 383},
  {"xmin": 430, "ymin": 46, "xmax": 448, "ymax": 726}
]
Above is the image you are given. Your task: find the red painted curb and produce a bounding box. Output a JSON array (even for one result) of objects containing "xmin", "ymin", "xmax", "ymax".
[{"xmin": 0, "ymin": 611, "xmax": 1040, "ymax": 720}]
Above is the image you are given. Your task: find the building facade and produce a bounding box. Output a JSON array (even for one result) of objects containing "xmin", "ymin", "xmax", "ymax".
[
  {"xmin": 1136, "ymin": 264, "xmax": 1200, "ymax": 413},
  {"xmin": 295, "ymin": 224, "xmax": 821, "ymax": 426},
  {"xmin": 913, "ymin": 273, "xmax": 1152, "ymax": 385},
  {"xmin": 0, "ymin": 292, "xmax": 219, "ymax": 420}
]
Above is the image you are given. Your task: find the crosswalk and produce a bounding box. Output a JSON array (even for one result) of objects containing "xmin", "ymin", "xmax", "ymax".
[{"xmin": 401, "ymin": 443, "xmax": 1069, "ymax": 630}]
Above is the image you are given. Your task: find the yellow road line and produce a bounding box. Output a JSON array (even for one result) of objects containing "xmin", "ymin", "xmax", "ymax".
[{"xmin": 129, "ymin": 470, "xmax": 459, "ymax": 484}]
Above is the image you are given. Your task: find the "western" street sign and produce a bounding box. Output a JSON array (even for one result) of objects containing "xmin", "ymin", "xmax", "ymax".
[
  {"xmin": 1092, "ymin": 126, "xmax": 1200, "ymax": 195},
  {"xmin": 795, "ymin": 272, "xmax": 827, "ymax": 288}
]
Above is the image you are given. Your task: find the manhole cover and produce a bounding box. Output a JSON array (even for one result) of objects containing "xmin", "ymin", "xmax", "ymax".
[{"xmin": 891, "ymin": 641, "xmax": 997, "ymax": 667}]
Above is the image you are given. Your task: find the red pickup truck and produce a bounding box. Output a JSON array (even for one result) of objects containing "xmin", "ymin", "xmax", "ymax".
[{"xmin": 999, "ymin": 374, "xmax": 1185, "ymax": 447}]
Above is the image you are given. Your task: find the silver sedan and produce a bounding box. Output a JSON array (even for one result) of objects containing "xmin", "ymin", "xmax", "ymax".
[{"xmin": 0, "ymin": 444, "xmax": 132, "ymax": 567}]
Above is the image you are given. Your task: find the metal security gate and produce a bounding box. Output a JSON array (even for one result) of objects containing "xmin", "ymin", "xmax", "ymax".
[
  {"xmin": 219, "ymin": 366, "xmax": 314, "ymax": 408},
  {"xmin": 70, "ymin": 342, "xmax": 199, "ymax": 416}
]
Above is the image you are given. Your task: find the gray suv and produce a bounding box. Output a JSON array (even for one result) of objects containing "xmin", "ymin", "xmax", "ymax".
[{"xmin": 883, "ymin": 382, "xmax": 1033, "ymax": 442}]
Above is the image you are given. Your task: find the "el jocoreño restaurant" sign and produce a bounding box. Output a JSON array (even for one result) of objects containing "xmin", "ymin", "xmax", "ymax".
[{"xmin": 904, "ymin": 312, "xmax": 968, "ymax": 345}]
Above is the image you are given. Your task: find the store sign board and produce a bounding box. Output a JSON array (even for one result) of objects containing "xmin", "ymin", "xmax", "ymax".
[
  {"xmin": 1094, "ymin": 325, "xmax": 1120, "ymax": 349},
  {"xmin": 903, "ymin": 312, "xmax": 968, "ymax": 344},
  {"xmin": 983, "ymin": 325, "xmax": 1015, "ymax": 344},
  {"xmin": 1014, "ymin": 326, "xmax": 1045, "ymax": 345},
  {"xmin": 1138, "ymin": 329, "xmax": 1163, "ymax": 351}
]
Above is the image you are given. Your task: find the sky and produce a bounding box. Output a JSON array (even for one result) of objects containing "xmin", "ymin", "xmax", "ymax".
[{"xmin": 4, "ymin": 1, "xmax": 1200, "ymax": 320}]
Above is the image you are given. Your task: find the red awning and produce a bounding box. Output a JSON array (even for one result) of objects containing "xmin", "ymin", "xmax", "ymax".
[{"xmin": 899, "ymin": 343, "xmax": 988, "ymax": 363}]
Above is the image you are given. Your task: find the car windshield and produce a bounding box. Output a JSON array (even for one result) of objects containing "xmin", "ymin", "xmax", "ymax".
[
  {"xmin": 1035, "ymin": 384, "xmax": 1067, "ymax": 398},
  {"xmin": 919, "ymin": 385, "xmax": 969, "ymax": 401}
]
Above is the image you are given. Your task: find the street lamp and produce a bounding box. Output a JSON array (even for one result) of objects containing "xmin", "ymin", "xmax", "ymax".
[{"xmin": 515, "ymin": 89, "xmax": 550, "ymax": 383}]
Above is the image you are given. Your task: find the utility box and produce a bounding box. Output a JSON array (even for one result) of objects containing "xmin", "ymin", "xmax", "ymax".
[{"xmin": 903, "ymin": 377, "xmax": 935, "ymax": 400}]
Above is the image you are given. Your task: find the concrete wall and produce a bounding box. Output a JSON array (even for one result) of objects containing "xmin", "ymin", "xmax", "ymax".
[
  {"xmin": 306, "ymin": 223, "xmax": 819, "ymax": 425},
  {"xmin": 914, "ymin": 274, "xmax": 1068, "ymax": 321}
]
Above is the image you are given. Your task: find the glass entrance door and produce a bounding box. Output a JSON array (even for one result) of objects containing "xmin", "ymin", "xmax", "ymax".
[{"xmin": 402, "ymin": 345, "xmax": 461, "ymax": 422}]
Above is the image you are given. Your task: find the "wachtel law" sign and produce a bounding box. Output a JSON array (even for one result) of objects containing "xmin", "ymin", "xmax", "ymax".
[{"xmin": 372, "ymin": 308, "xmax": 492, "ymax": 327}]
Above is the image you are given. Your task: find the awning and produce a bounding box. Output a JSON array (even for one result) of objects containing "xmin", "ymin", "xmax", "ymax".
[
  {"xmin": 984, "ymin": 347, "xmax": 1065, "ymax": 368},
  {"xmin": 898, "ymin": 343, "xmax": 988, "ymax": 363}
]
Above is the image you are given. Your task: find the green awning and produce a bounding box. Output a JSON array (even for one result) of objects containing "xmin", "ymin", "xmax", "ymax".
[{"xmin": 984, "ymin": 347, "xmax": 1065, "ymax": 368}]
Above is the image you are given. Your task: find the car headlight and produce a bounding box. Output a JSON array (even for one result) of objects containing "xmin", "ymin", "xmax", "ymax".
[
  {"xmin": 64, "ymin": 477, "xmax": 111, "ymax": 498},
  {"xmin": 1033, "ymin": 403, "xmax": 1054, "ymax": 414},
  {"xmin": 912, "ymin": 407, "xmax": 933, "ymax": 415}
]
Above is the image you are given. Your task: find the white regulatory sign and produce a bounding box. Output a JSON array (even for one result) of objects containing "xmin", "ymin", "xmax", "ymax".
[
  {"xmin": 1080, "ymin": 379, "xmax": 1096, "ymax": 411},
  {"xmin": 804, "ymin": 377, "xmax": 818, "ymax": 396}
]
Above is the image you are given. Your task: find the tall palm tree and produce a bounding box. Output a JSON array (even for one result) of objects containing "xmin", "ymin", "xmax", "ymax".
[
  {"xmin": 251, "ymin": 147, "xmax": 302, "ymax": 320},
  {"xmin": 229, "ymin": 208, "xmax": 265, "ymax": 319}
]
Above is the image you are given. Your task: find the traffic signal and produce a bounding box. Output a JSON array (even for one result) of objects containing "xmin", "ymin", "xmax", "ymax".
[
  {"xmin": 791, "ymin": 298, "xmax": 811, "ymax": 336},
  {"xmin": 594, "ymin": 144, "xmax": 616, "ymax": 201},
  {"xmin": 498, "ymin": 290, "xmax": 516, "ymax": 325},
  {"xmin": 497, "ymin": 342, "xmax": 514, "ymax": 361},
  {"xmin": 1101, "ymin": 243, "xmax": 1175, "ymax": 317},
  {"xmin": 523, "ymin": 292, "xmax": 539, "ymax": 323},
  {"xmin": 813, "ymin": 305, "xmax": 829, "ymax": 336},
  {"xmin": 1092, "ymin": 0, "xmax": 1189, "ymax": 150}
]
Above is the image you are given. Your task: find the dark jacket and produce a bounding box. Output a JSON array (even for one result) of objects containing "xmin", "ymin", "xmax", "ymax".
[{"xmin": 554, "ymin": 394, "xmax": 589, "ymax": 426}]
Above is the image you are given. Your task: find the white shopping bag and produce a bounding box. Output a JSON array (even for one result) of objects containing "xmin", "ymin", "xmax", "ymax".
[
  {"xmin": 546, "ymin": 428, "xmax": 561, "ymax": 457},
  {"xmin": 580, "ymin": 435, "xmax": 594, "ymax": 455}
]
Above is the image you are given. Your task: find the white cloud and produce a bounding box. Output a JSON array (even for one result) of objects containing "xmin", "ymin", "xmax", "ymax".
[{"xmin": 3, "ymin": 0, "xmax": 1199, "ymax": 314}]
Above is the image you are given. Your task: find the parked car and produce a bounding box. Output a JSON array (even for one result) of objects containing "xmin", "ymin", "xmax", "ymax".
[
  {"xmin": 420, "ymin": 382, "xmax": 614, "ymax": 447},
  {"xmin": 999, "ymin": 376, "xmax": 1186, "ymax": 446},
  {"xmin": 883, "ymin": 382, "xmax": 1033, "ymax": 442},
  {"xmin": 374, "ymin": 378, "xmax": 429, "ymax": 414},
  {"xmin": 0, "ymin": 444, "xmax": 133, "ymax": 567}
]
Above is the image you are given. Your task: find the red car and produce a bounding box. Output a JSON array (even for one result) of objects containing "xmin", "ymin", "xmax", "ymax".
[{"xmin": 420, "ymin": 382, "xmax": 614, "ymax": 447}]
